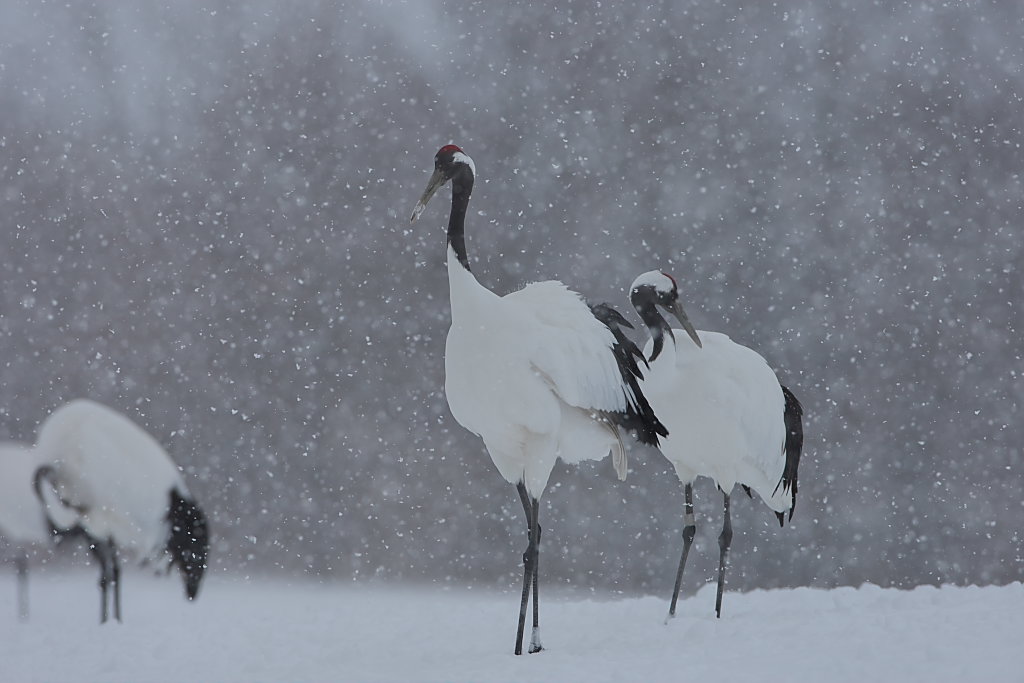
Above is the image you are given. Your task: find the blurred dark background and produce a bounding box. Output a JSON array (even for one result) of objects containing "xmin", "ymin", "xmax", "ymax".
[{"xmin": 1, "ymin": 0, "xmax": 1020, "ymax": 595}]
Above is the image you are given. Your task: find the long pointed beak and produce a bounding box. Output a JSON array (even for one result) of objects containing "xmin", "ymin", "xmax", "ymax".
[
  {"xmin": 670, "ymin": 301, "xmax": 702, "ymax": 348},
  {"xmin": 410, "ymin": 168, "xmax": 447, "ymax": 223}
]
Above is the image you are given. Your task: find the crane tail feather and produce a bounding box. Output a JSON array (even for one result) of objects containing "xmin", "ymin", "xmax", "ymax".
[
  {"xmin": 593, "ymin": 413, "xmax": 628, "ymax": 480},
  {"xmin": 608, "ymin": 421, "xmax": 628, "ymax": 481},
  {"xmin": 777, "ymin": 384, "xmax": 804, "ymax": 525}
]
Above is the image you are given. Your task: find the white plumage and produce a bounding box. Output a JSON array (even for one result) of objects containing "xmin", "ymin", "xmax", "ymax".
[
  {"xmin": 0, "ymin": 443, "xmax": 51, "ymax": 546},
  {"xmin": 629, "ymin": 270, "xmax": 803, "ymax": 620},
  {"xmin": 642, "ymin": 330, "xmax": 791, "ymax": 509},
  {"xmin": 33, "ymin": 399, "xmax": 209, "ymax": 622},
  {"xmin": 0, "ymin": 442, "xmax": 52, "ymax": 620},
  {"xmin": 445, "ymin": 267, "xmax": 638, "ymax": 495},
  {"xmin": 412, "ymin": 145, "xmax": 665, "ymax": 655}
]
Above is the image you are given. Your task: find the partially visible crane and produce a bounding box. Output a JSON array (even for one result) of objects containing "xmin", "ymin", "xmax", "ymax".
[
  {"xmin": 0, "ymin": 442, "xmax": 54, "ymax": 620},
  {"xmin": 33, "ymin": 399, "xmax": 209, "ymax": 622}
]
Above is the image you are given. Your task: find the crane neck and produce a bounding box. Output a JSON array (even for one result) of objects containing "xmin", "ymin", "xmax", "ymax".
[
  {"xmin": 447, "ymin": 166, "xmax": 474, "ymax": 272},
  {"xmin": 633, "ymin": 297, "xmax": 672, "ymax": 363}
]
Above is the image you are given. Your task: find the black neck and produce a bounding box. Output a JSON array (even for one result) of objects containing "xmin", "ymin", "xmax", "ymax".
[
  {"xmin": 447, "ymin": 166, "xmax": 474, "ymax": 271},
  {"xmin": 167, "ymin": 488, "xmax": 209, "ymax": 600},
  {"xmin": 633, "ymin": 296, "xmax": 673, "ymax": 362}
]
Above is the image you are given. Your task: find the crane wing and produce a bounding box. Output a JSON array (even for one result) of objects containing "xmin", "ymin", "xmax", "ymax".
[
  {"xmin": 506, "ymin": 280, "xmax": 634, "ymax": 414},
  {"xmin": 504, "ymin": 281, "xmax": 665, "ymax": 451}
]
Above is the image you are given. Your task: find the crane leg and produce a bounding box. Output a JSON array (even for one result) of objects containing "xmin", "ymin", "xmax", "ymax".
[
  {"xmin": 111, "ymin": 544, "xmax": 122, "ymax": 623},
  {"xmin": 715, "ymin": 493, "xmax": 733, "ymax": 619},
  {"xmin": 529, "ymin": 496, "xmax": 543, "ymax": 654},
  {"xmin": 667, "ymin": 483, "xmax": 696, "ymax": 621},
  {"xmin": 91, "ymin": 538, "xmax": 119, "ymax": 624},
  {"xmin": 91, "ymin": 539, "xmax": 111, "ymax": 624},
  {"xmin": 16, "ymin": 550, "xmax": 29, "ymax": 621},
  {"xmin": 514, "ymin": 482, "xmax": 542, "ymax": 655}
]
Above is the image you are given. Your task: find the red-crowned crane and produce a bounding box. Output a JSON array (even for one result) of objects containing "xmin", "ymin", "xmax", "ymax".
[
  {"xmin": 411, "ymin": 145, "xmax": 666, "ymax": 655},
  {"xmin": 628, "ymin": 271, "xmax": 803, "ymax": 620},
  {"xmin": 32, "ymin": 399, "xmax": 209, "ymax": 623},
  {"xmin": 0, "ymin": 442, "xmax": 55, "ymax": 620}
]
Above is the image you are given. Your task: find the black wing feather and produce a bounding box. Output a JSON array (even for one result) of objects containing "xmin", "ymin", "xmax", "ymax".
[
  {"xmin": 774, "ymin": 384, "xmax": 804, "ymax": 526},
  {"xmin": 589, "ymin": 302, "xmax": 668, "ymax": 447}
]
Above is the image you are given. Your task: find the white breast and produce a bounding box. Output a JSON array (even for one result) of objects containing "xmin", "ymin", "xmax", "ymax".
[
  {"xmin": 644, "ymin": 330, "xmax": 788, "ymax": 510},
  {"xmin": 444, "ymin": 247, "xmax": 628, "ymax": 496}
]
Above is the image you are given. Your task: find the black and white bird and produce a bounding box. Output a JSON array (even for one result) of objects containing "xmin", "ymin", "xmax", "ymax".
[
  {"xmin": 411, "ymin": 145, "xmax": 666, "ymax": 655},
  {"xmin": 0, "ymin": 442, "xmax": 55, "ymax": 620},
  {"xmin": 628, "ymin": 271, "xmax": 803, "ymax": 620},
  {"xmin": 32, "ymin": 399, "xmax": 209, "ymax": 623}
]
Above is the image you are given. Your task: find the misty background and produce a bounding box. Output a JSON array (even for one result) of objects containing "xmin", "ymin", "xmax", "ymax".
[{"xmin": 0, "ymin": 0, "xmax": 1020, "ymax": 596}]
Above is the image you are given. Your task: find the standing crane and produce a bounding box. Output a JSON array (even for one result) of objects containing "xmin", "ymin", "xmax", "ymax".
[
  {"xmin": 32, "ymin": 399, "xmax": 209, "ymax": 623},
  {"xmin": 627, "ymin": 270, "xmax": 803, "ymax": 620},
  {"xmin": 410, "ymin": 145, "xmax": 666, "ymax": 655}
]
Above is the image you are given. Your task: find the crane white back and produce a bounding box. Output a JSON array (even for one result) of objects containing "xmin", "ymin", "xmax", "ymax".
[
  {"xmin": 0, "ymin": 442, "xmax": 53, "ymax": 620},
  {"xmin": 33, "ymin": 399, "xmax": 209, "ymax": 622},
  {"xmin": 412, "ymin": 145, "xmax": 666, "ymax": 655},
  {"xmin": 628, "ymin": 270, "xmax": 803, "ymax": 620}
]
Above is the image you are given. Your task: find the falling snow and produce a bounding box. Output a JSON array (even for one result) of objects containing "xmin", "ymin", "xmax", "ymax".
[{"xmin": 0, "ymin": 0, "xmax": 1021, "ymax": 678}]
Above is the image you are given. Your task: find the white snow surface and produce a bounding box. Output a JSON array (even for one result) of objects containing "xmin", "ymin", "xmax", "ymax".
[{"xmin": 2, "ymin": 572, "xmax": 1020, "ymax": 683}]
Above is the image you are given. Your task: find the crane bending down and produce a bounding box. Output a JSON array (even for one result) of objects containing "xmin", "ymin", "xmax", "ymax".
[
  {"xmin": 32, "ymin": 399, "xmax": 209, "ymax": 623},
  {"xmin": 411, "ymin": 146, "xmax": 666, "ymax": 655},
  {"xmin": 628, "ymin": 271, "xmax": 803, "ymax": 620}
]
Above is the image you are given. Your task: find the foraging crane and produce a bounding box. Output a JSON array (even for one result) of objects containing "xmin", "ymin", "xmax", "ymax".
[
  {"xmin": 0, "ymin": 442, "xmax": 55, "ymax": 620},
  {"xmin": 32, "ymin": 399, "xmax": 209, "ymax": 623},
  {"xmin": 628, "ymin": 271, "xmax": 803, "ymax": 620},
  {"xmin": 411, "ymin": 145, "xmax": 666, "ymax": 655}
]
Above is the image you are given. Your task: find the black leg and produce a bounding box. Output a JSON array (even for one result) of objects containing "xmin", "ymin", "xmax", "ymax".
[
  {"xmin": 16, "ymin": 550, "xmax": 29, "ymax": 621},
  {"xmin": 111, "ymin": 544, "xmax": 122, "ymax": 623},
  {"xmin": 91, "ymin": 538, "xmax": 119, "ymax": 624},
  {"xmin": 90, "ymin": 540, "xmax": 110, "ymax": 624},
  {"xmin": 667, "ymin": 482, "xmax": 696, "ymax": 620},
  {"xmin": 529, "ymin": 497, "xmax": 543, "ymax": 654},
  {"xmin": 715, "ymin": 492, "xmax": 733, "ymax": 619},
  {"xmin": 515, "ymin": 482, "xmax": 534, "ymax": 656}
]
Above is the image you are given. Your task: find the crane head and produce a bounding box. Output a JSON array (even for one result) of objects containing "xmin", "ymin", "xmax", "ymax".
[
  {"xmin": 167, "ymin": 488, "xmax": 210, "ymax": 600},
  {"xmin": 410, "ymin": 144, "xmax": 476, "ymax": 222},
  {"xmin": 630, "ymin": 270, "xmax": 702, "ymax": 349}
]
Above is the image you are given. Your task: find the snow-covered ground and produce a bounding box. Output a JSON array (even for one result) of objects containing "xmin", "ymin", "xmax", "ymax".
[{"xmin": 1, "ymin": 571, "xmax": 1020, "ymax": 683}]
